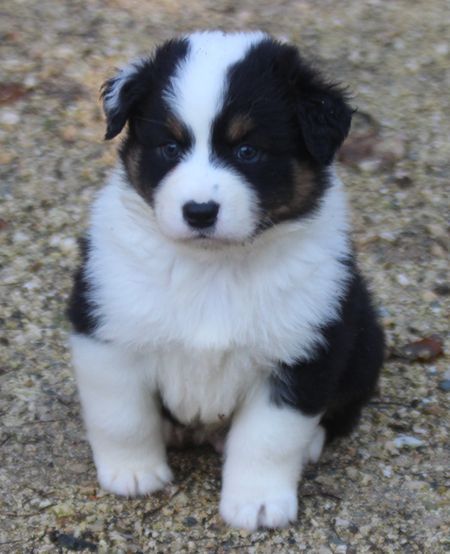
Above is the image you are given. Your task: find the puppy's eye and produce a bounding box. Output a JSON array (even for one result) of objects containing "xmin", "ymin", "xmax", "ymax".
[
  {"xmin": 159, "ymin": 142, "xmax": 182, "ymax": 161},
  {"xmin": 235, "ymin": 144, "xmax": 261, "ymax": 163}
]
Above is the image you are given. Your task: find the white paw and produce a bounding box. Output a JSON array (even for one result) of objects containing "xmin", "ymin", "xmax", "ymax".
[
  {"xmin": 306, "ymin": 425, "xmax": 325, "ymax": 464},
  {"xmin": 220, "ymin": 489, "xmax": 298, "ymax": 530},
  {"xmin": 97, "ymin": 462, "xmax": 173, "ymax": 497}
]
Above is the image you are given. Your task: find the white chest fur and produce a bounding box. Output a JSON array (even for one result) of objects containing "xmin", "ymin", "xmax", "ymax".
[
  {"xmin": 151, "ymin": 346, "xmax": 265, "ymax": 424},
  {"xmin": 86, "ymin": 169, "xmax": 350, "ymax": 423}
]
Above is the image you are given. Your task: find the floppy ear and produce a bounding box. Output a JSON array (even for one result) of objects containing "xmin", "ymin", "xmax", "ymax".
[
  {"xmin": 296, "ymin": 86, "xmax": 352, "ymax": 166},
  {"xmin": 101, "ymin": 60, "xmax": 152, "ymax": 140},
  {"xmin": 275, "ymin": 45, "xmax": 353, "ymax": 166}
]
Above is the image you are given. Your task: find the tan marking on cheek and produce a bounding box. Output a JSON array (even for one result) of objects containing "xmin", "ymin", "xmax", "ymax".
[
  {"xmin": 166, "ymin": 115, "xmax": 185, "ymax": 142},
  {"xmin": 269, "ymin": 163, "xmax": 317, "ymax": 222},
  {"xmin": 227, "ymin": 114, "xmax": 254, "ymax": 143},
  {"xmin": 291, "ymin": 162, "xmax": 316, "ymax": 209},
  {"xmin": 124, "ymin": 145, "xmax": 142, "ymax": 189}
]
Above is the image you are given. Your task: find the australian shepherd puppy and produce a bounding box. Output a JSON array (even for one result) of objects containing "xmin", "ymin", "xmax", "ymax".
[{"xmin": 68, "ymin": 31, "xmax": 384, "ymax": 530}]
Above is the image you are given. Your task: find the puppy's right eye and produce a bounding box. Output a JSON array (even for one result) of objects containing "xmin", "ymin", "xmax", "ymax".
[
  {"xmin": 235, "ymin": 144, "xmax": 261, "ymax": 163},
  {"xmin": 159, "ymin": 142, "xmax": 182, "ymax": 161}
]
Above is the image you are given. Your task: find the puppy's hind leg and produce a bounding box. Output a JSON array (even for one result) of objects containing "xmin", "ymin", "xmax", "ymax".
[{"xmin": 71, "ymin": 334, "xmax": 172, "ymax": 496}]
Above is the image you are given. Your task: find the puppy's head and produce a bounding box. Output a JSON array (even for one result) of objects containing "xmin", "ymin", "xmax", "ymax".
[{"xmin": 102, "ymin": 31, "xmax": 352, "ymax": 244}]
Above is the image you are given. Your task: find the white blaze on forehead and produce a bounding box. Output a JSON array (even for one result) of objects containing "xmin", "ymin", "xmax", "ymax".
[{"xmin": 165, "ymin": 31, "xmax": 266, "ymax": 143}]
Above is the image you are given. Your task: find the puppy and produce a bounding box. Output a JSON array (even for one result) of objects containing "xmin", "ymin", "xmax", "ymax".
[{"xmin": 68, "ymin": 31, "xmax": 384, "ymax": 530}]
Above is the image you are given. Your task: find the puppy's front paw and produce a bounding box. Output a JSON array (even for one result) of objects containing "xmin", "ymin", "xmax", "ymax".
[
  {"xmin": 220, "ymin": 487, "xmax": 298, "ymax": 530},
  {"xmin": 97, "ymin": 461, "xmax": 173, "ymax": 497}
]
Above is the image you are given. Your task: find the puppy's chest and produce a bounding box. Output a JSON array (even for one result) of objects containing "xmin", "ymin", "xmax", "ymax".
[
  {"xmin": 152, "ymin": 346, "xmax": 266, "ymax": 425},
  {"xmin": 98, "ymin": 245, "xmax": 324, "ymax": 362}
]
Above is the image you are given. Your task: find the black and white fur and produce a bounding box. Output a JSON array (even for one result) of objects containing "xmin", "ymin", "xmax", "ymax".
[{"xmin": 68, "ymin": 31, "xmax": 384, "ymax": 530}]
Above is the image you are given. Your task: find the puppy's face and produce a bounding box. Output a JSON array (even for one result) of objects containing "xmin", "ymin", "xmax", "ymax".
[{"xmin": 103, "ymin": 32, "xmax": 352, "ymax": 244}]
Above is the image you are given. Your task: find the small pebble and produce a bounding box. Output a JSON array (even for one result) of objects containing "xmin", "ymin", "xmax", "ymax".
[
  {"xmin": 69, "ymin": 463, "xmax": 88, "ymax": 474},
  {"xmin": 0, "ymin": 110, "xmax": 20, "ymax": 125},
  {"xmin": 396, "ymin": 273, "xmax": 410, "ymax": 286},
  {"xmin": 335, "ymin": 518, "xmax": 351, "ymax": 528},
  {"xmin": 183, "ymin": 516, "xmax": 198, "ymax": 527},
  {"xmin": 433, "ymin": 283, "xmax": 450, "ymax": 296},
  {"xmin": 437, "ymin": 380, "xmax": 450, "ymax": 392},
  {"xmin": 435, "ymin": 42, "xmax": 449, "ymax": 55},
  {"xmin": 393, "ymin": 435, "xmax": 424, "ymax": 448},
  {"xmin": 421, "ymin": 290, "xmax": 437, "ymax": 302}
]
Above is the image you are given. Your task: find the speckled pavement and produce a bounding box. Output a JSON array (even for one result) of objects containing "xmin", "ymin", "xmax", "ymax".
[{"xmin": 1, "ymin": 1, "xmax": 449, "ymax": 552}]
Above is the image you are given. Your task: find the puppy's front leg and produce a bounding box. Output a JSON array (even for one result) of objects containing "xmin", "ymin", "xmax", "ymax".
[
  {"xmin": 220, "ymin": 384, "xmax": 322, "ymax": 530},
  {"xmin": 71, "ymin": 335, "xmax": 172, "ymax": 496}
]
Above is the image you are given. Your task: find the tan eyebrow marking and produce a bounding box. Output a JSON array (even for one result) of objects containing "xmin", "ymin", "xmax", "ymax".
[
  {"xmin": 166, "ymin": 114, "xmax": 185, "ymax": 142},
  {"xmin": 227, "ymin": 114, "xmax": 254, "ymax": 142}
]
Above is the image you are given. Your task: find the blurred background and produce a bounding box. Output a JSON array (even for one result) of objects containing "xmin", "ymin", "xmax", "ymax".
[{"xmin": 1, "ymin": 1, "xmax": 449, "ymax": 552}]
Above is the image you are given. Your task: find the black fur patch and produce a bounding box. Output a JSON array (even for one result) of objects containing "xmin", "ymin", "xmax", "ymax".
[
  {"xmin": 103, "ymin": 38, "xmax": 192, "ymax": 205},
  {"xmin": 120, "ymin": 110, "xmax": 193, "ymax": 205},
  {"xmin": 211, "ymin": 39, "xmax": 352, "ymax": 225},
  {"xmin": 67, "ymin": 238, "xmax": 99, "ymax": 336},
  {"xmin": 270, "ymin": 262, "xmax": 384, "ymax": 441},
  {"xmin": 102, "ymin": 38, "xmax": 190, "ymax": 140}
]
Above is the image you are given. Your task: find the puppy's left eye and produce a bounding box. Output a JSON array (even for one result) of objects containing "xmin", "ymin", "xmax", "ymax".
[
  {"xmin": 159, "ymin": 142, "xmax": 182, "ymax": 161},
  {"xmin": 235, "ymin": 144, "xmax": 261, "ymax": 163}
]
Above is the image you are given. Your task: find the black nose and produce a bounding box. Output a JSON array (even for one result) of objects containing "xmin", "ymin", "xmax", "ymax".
[{"xmin": 182, "ymin": 201, "xmax": 220, "ymax": 229}]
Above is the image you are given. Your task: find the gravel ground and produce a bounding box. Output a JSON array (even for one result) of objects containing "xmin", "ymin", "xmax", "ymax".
[{"xmin": 1, "ymin": 0, "xmax": 449, "ymax": 552}]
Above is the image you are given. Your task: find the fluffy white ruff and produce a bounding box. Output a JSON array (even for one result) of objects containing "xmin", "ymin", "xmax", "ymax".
[{"xmin": 86, "ymin": 166, "xmax": 350, "ymax": 362}]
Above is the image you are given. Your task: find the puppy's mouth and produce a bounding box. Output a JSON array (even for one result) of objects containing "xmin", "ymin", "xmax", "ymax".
[
  {"xmin": 190, "ymin": 232, "xmax": 235, "ymax": 246},
  {"xmin": 184, "ymin": 228, "xmax": 249, "ymax": 248},
  {"xmin": 193, "ymin": 229, "xmax": 213, "ymax": 239}
]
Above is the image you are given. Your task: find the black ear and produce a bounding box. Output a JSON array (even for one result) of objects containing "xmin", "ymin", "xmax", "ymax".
[
  {"xmin": 296, "ymin": 87, "xmax": 352, "ymax": 166},
  {"xmin": 100, "ymin": 38, "xmax": 190, "ymax": 140},
  {"xmin": 101, "ymin": 60, "xmax": 153, "ymax": 140},
  {"xmin": 275, "ymin": 44, "xmax": 353, "ymax": 165}
]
